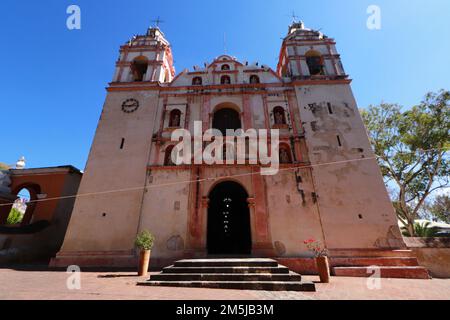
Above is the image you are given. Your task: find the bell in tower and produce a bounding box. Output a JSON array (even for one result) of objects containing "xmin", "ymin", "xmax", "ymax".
[
  {"xmin": 112, "ymin": 25, "xmax": 175, "ymax": 84},
  {"xmin": 277, "ymin": 21, "xmax": 346, "ymax": 80}
]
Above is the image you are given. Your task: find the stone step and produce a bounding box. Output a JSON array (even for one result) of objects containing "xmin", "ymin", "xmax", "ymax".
[
  {"xmin": 150, "ymin": 272, "xmax": 302, "ymax": 282},
  {"xmin": 142, "ymin": 258, "xmax": 315, "ymax": 291},
  {"xmin": 138, "ymin": 280, "xmax": 316, "ymax": 292},
  {"xmin": 332, "ymin": 266, "xmax": 431, "ymax": 279},
  {"xmin": 162, "ymin": 265, "xmax": 290, "ymax": 274},
  {"xmin": 173, "ymin": 258, "xmax": 278, "ymax": 268},
  {"xmin": 331, "ymin": 257, "xmax": 419, "ymax": 267},
  {"xmin": 329, "ymin": 249, "xmax": 415, "ymax": 258}
]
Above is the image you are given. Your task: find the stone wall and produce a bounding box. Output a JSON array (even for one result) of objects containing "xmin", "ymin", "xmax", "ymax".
[{"xmin": 404, "ymin": 237, "xmax": 450, "ymax": 278}]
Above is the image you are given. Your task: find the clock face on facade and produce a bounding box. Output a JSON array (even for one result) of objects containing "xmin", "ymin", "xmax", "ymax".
[{"xmin": 121, "ymin": 99, "xmax": 139, "ymax": 113}]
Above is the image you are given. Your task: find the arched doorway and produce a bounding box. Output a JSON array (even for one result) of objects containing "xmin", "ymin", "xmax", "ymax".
[
  {"xmin": 207, "ymin": 181, "xmax": 251, "ymax": 255},
  {"xmin": 212, "ymin": 108, "xmax": 241, "ymax": 136}
]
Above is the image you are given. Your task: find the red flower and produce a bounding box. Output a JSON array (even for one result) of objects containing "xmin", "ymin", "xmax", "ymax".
[{"xmin": 303, "ymin": 238, "xmax": 328, "ymax": 257}]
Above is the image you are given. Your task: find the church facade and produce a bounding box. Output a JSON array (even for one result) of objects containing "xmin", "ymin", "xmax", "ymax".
[{"xmin": 52, "ymin": 22, "xmax": 404, "ymax": 268}]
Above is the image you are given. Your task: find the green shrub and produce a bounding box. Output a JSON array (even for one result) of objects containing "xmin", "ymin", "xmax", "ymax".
[
  {"xmin": 7, "ymin": 208, "xmax": 23, "ymax": 225},
  {"xmin": 135, "ymin": 230, "xmax": 155, "ymax": 250},
  {"xmin": 402, "ymin": 222, "xmax": 440, "ymax": 237}
]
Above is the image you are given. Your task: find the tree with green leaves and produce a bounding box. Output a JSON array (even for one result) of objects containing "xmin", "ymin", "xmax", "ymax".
[
  {"xmin": 361, "ymin": 90, "xmax": 450, "ymax": 237},
  {"xmin": 401, "ymin": 221, "xmax": 440, "ymax": 238},
  {"xmin": 7, "ymin": 208, "xmax": 23, "ymax": 225},
  {"xmin": 425, "ymin": 194, "xmax": 450, "ymax": 224}
]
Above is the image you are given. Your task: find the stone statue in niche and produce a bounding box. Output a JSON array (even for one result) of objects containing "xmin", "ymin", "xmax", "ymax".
[
  {"xmin": 280, "ymin": 148, "xmax": 291, "ymax": 164},
  {"xmin": 171, "ymin": 113, "xmax": 180, "ymax": 127},
  {"xmin": 250, "ymin": 75, "xmax": 259, "ymax": 84},
  {"xmin": 193, "ymin": 77, "xmax": 202, "ymax": 85},
  {"xmin": 274, "ymin": 110, "xmax": 285, "ymax": 125}
]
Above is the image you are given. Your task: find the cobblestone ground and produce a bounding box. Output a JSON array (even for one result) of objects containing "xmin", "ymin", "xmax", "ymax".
[{"xmin": 0, "ymin": 268, "xmax": 448, "ymax": 300}]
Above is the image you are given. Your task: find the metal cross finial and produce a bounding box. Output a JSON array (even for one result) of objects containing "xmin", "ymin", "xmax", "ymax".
[
  {"xmin": 152, "ymin": 16, "xmax": 164, "ymax": 28},
  {"xmin": 223, "ymin": 32, "xmax": 227, "ymax": 54},
  {"xmin": 291, "ymin": 10, "xmax": 299, "ymax": 23}
]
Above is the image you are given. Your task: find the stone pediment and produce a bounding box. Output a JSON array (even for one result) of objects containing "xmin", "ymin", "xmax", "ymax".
[{"xmin": 169, "ymin": 54, "xmax": 283, "ymax": 87}]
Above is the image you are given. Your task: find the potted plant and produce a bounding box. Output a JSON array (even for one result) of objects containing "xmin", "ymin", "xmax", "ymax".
[
  {"xmin": 135, "ymin": 230, "xmax": 155, "ymax": 277},
  {"xmin": 304, "ymin": 239, "xmax": 330, "ymax": 283}
]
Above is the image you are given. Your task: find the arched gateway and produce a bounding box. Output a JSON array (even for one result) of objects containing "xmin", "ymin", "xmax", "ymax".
[{"xmin": 207, "ymin": 181, "xmax": 251, "ymax": 255}]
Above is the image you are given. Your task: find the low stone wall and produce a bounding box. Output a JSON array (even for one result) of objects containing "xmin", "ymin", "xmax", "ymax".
[
  {"xmin": 0, "ymin": 224, "xmax": 61, "ymax": 264},
  {"xmin": 404, "ymin": 237, "xmax": 450, "ymax": 278},
  {"xmin": 276, "ymin": 257, "xmax": 317, "ymax": 275}
]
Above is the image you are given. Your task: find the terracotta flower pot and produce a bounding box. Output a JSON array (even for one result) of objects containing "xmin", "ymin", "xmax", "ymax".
[
  {"xmin": 316, "ymin": 256, "xmax": 330, "ymax": 283},
  {"xmin": 138, "ymin": 249, "xmax": 151, "ymax": 277}
]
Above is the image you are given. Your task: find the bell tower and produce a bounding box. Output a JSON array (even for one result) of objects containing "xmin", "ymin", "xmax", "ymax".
[
  {"xmin": 52, "ymin": 26, "xmax": 176, "ymax": 267},
  {"xmin": 277, "ymin": 21, "xmax": 346, "ymax": 80},
  {"xmin": 113, "ymin": 26, "xmax": 175, "ymax": 83},
  {"xmin": 278, "ymin": 21, "xmax": 404, "ymax": 249}
]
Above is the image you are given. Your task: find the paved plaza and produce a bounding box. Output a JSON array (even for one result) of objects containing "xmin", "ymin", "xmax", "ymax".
[{"xmin": 0, "ymin": 268, "xmax": 448, "ymax": 300}]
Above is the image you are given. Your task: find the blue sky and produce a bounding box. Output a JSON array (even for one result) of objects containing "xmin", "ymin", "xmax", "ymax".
[{"xmin": 1, "ymin": 0, "xmax": 449, "ymax": 170}]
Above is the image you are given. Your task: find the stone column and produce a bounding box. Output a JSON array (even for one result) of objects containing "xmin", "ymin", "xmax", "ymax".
[
  {"xmin": 185, "ymin": 166, "xmax": 206, "ymax": 257},
  {"xmin": 286, "ymin": 91, "xmax": 304, "ymax": 162},
  {"xmin": 202, "ymin": 95, "xmax": 211, "ymax": 132},
  {"xmin": 250, "ymin": 167, "xmax": 275, "ymax": 256},
  {"xmin": 242, "ymin": 94, "xmax": 253, "ymax": 130}
]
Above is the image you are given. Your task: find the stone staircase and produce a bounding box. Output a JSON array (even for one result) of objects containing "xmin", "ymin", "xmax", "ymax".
[
  {"xmin": 330, "ymin": 249, "xmax": 431, "ymax": 279},
  {"xmin": 138, "ymin": 258, "xmax": 316, "ymax": 291}
]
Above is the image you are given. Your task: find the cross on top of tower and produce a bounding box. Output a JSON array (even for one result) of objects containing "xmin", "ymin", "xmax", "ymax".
[
  {"xmin": 288, "ymin": 11, "xmax": 305, "ymax": 33},
  {"xmin": 151, "ymin": 16, "xmax": 164, "ymax": 28},
  {"xmin": 291, "ymin": 10, "xmax": 299, "ymax": 23}
]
